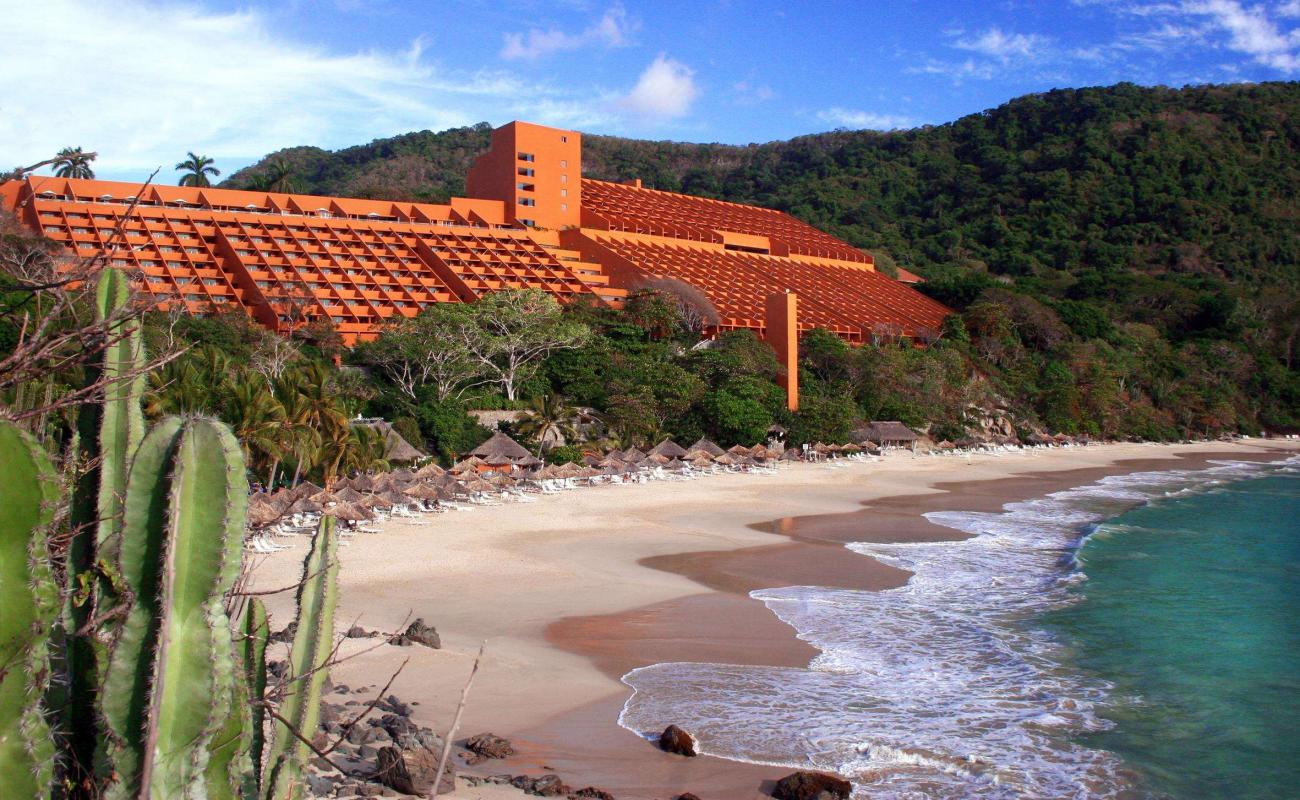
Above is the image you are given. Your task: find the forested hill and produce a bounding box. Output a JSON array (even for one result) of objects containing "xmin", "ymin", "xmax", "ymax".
[{"xmin": 227, "ymin": 81, "xmax": 1300, "ymax": 434}]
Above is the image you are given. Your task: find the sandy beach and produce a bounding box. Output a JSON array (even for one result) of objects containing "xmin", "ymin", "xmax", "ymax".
[{"xmin": 245, "ymin": 439, "xmax": 1299, "ymax": 799}]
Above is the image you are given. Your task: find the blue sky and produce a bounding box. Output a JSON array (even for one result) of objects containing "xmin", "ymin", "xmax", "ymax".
[{"xmin": 3, "ymin": 0, "xmax": 1299, "ymax": 181}]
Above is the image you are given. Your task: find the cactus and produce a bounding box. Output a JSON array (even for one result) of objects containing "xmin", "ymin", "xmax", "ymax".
[
  {"xmin": 65, "ymin": 267, "xmax": 148, "ymax": 779},
  {"xmin": 240, "ymin": 598, "xmax": 271, "ymax": 790},
  {"xmin": 0, "ymin": 421, "xmax": 60, "ymax": 798},
  {"xmin": 100, "ymin": 416, "xmax": 248, "ymax": 798},
  {"xmin": 263, "ymin": 516, "xmax": 340, "ymax": 800}
]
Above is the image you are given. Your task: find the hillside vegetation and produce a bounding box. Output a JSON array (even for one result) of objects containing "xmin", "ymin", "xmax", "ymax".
[{"xmin": 226, "ymin": 82, "xmax": 1300, "ymax": 437}]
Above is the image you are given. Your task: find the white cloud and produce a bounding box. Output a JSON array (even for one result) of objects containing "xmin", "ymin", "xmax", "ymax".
[
  {"xmin": 816, "ymin": 108, "xmax": 914, "ymax": 130},
  {"xmin": 907, "ymin": 58, "xmax": 997, "ymax": 81},
  {"xmin": 618, "ymin": 55, "xmax": 700, "ymax": 119},
  {"xmin": 952, "ymin": 27, "xmax": 1053, "ymax": 61},
  {"xmin": 0, "ymin": 0, "xmax": 620, "ymax": 177},
  {"xmin": 1184, "ymin": 0, "xmax": 1300, "ymax": 71},
  {"xmin": 500, "ymin": 6, "xmax": 634, "ymax": 60},
  {"xmin": 1280, "ymin": 0, "xmax": 1300, "ymax": 19}
]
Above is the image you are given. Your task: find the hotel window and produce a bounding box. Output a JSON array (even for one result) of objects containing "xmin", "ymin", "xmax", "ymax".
[
  {"xmin": 560, "ymin": 203, "xmax": 568, "ymax": 212},
  {"xmin": 560, "ymin": 174, "xmax": 567, "ymax": 184},
  {"xmin": 560, "ymin": 135, "xmax": 568, "ymax": 143},
  {"xmin": 517, "ymin": 182, "xmax": 534, "ymax": 192},
  {"xmin": 560, "ymin": 160, "xmax": 567, "ymax": 168},
  {"xmin": 560, "ymin": 189, "xmax": 567, "ymax": 197},
  {"xmin": 517, "ymin": 167, "xmax": 535, "ymax": 177},
  {"xmin": 517, "ymin": 152, "xmax": 535, "ymax": 162}
]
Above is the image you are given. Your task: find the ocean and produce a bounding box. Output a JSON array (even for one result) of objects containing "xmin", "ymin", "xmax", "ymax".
[{"xmin": 618, "ymin": 455, "xmax": 1300, "ymax": 799}]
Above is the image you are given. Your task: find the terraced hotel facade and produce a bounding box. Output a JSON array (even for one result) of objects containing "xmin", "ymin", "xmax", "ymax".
[{"xmin": 1, "ymin": 121, "xmax": 950, "ymax": 391}]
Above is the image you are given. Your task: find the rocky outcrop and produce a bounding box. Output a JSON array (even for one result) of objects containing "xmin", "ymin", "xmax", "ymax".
[
  {"xmin": 657, "ymin": 724, "xmax": 697, "ymax": 756},
  {"xmin": 464, "ymin": 732, "xmax": 515, "ymax": 763},
  {"xmin": 771, "ymin": 770, "xmax": 852, "ymax": 800}
]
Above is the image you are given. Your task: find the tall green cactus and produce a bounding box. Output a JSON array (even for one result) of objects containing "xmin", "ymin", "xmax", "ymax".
[
  {"xmin": 263, "ymin": 516, "xmax": 340, "ymax": 800},
  {"xmin": 65, "ymin": 267, "xmax": 148, "ymax": 779},
  {"xmin": 0, "ymin": 421, "xmax": 60, "ymax": 798},
  {"xmin": 100, "ymin": 416, "xmax": 248, "ymax": 798}
]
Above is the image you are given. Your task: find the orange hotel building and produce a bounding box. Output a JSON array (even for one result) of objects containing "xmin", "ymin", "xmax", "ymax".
[{"xmin": 1, "ymin": 121, "xmax": 949, "ymax": 409}]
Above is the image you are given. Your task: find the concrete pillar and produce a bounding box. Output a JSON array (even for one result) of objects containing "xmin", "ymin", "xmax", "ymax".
[{"xmin": 765, "ymin": 291, "xmax": 799, "ymax": 412}]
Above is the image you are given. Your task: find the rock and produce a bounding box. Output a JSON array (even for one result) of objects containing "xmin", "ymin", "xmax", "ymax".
[
  {"xmin": 463, "ymin": 732, "xmax": 515, "ymax": 764},
  {"xmin": 770, "ymin": 771, "xmax": 852, "ymax": 800},
  {"xmin": 511, "ymin": 774, "xmax": 569, "ymax": 796},
  {"xmin": 388, "ymin": 618, "xmax": 441, "ymax": 649},
  {"xmin": 675, "ymin": 794, "xmax": 702, "ymax": 800},
  {"xmin": 346, "ymin": 725, "xmax": 368, "ymax": 745},
  {"xmin": 657, "ymin": 725, "xmax": 697, "ymax": 757},
  {"xmin": 373, "ymin": 746, "xmax": 454, "ymax": 796},
  {"xmin": 306, "ymin": 773, "xmax": 338, "ymax": 795},
  {"xmin": 271, "ymin": 621, "xmax": 297, "ymax": 643},
  {"xmin": 572, "ymin": 788, "xmax": 615, "ymax": 799}
]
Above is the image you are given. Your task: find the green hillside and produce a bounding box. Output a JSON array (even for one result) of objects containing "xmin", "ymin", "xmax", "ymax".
[{"xmin": 226, "ymin": 82, "xmax": 1300, "ymax": 436}]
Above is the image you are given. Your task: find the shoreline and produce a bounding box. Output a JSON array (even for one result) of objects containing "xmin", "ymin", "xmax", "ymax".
[{"xmin": 244, "ymin": 441, "xmax": 1299, "ymax": 799}]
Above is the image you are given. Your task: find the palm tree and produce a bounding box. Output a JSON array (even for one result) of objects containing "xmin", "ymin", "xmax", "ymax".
[
  {"xmin": 53, "ymin": 147, "xmax": 95, "ymax": 179},
  {"xmin": 228, "ymin": 375, "xmax": 287, "ymax": 484},
  {"xmin": 175, "ymin": 152, "xmax": 220, "ymax": 187},
  {"xmin": 265, "ymin": 158, "xmax": 298, "ymax": 194},
  {"xmin": 515, "ymin": 393, "xmax": 579, "ymax": 454}
]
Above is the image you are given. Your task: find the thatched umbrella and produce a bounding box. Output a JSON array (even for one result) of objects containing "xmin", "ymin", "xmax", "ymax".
[
  {"xmin": 286, "ymin": 497, "xmax": 323, "ymax": 515},
  {"xmin": 687, "ymin": 438, "xmax": 725, "ymax": 457},
  {"xmin": 416, "ymin": 462, "xmax": 446, "ymax": 478},
  {"xmin": 451, "ymin": 455, "xmax": 485, "ymax": 473},
  {"xmin": 246, "ymin": 501, "xmax": 282, "ymax": 527},
  {"xmin": 404, "ymin": 482, "xmax": 447, "ymax": 501},
  {"xmin": 330, "ymin": 486, "xmax": 365, "ymax": 504},
  {"xmin": 460, "ymin": 477, "xmax": 496, "ymax": 494},
  {"xmin": 622, "ymin": 447, "xmax": 647, "ymax": 463},
  {"xmin": 292, "ymin": 480, "xmax": 324, "ymax": 499},
  {"xmin": 328, "ymin": 502, "xmax": 372, "ymax": 522},
  {"xmin": 663, "ymin": 458, "xmax": 687, "ymax": 471},
  {"xmin": 598, "ymin": 456, "xmax": 627, "ymax": 469},
  {"xmin": 517, "ymin": 454, "xmax": 543, "ymax": 468},
  {"xmin": 486, "ymin": 472, "xmax": 517, "ymax": 488},
  {"xmin": 779, "ymin": 448, "xmax": 802, "ymax": 461},
  {"xmin": 581, "ymin": 453, "xmax": 602, "ymax": 466},
  {"xmin": 713, "ymin": 453, "xmax": 737, "ymax": 466},
  {"xmin": 841, "ymin": 443, "xmax": 862, "ymax": 453},
  {"xmin": 727, "ymin": 444, "xmax": 752, "ymax": 456},
  {"xmin": 577, "ymin": 466, "xmax": 601, "ymax": 479},
  {"xmin": 468, "ymin": 431, "xmax": 530, "ymax": 464},
  {"xmin": 391, "ymin": 467, "xmax": 416, "ymax": 482},
  {"xmin": 349, "ymin": 474, "xmax": 374, "ymax": 492},
  {"xmin": 378, "ymin": 489, "xmax": 413, "ymax": 507},
  {"xmin": 646, "ymin": 453, "xmax": 671, "ymax": 465},
  {"xmin": 483, "ymin": 453, "xmax": 514, "ymax": 469},
  {"xmin": 649, "ymin": 438, "xmax": 688, "ymax": 459}
]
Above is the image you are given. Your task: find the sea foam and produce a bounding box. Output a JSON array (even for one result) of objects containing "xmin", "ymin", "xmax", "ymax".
[{"xmin": 618, "ymin": 455, "xmax": 1298, "ymax": 799}]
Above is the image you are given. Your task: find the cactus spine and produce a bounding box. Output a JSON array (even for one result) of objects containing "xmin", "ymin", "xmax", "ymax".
[
  {"xmin": 0, "ymin": 421, "xmax": 60, "ymax": 798},
  {"xmin": 264, "ymin": 516, "xmax": 340, "ymax": 800},
  {"xmin": 100, "ymin": 417, "xmax": 248, "ymax": 798}
]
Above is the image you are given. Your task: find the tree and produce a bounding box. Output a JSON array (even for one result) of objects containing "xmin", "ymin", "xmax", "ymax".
[
  {"xmin": 52, "ymin": 146, "xmax": 96, "ymax": 179},
  {"xmin": 265, "ymin": 158, "xmax": 298, "ymax": 194},
  {"xmin": 175, "ymin": 152, "xmax": 220, "ymax": 187},
  {"xmin": 357, "ymin": 305, "xmax": 487, "ymax": 401},
  {"xmin": 227, "ymin": 374, "xmax": 287, "ymax": 483},
  {"xmin": 458, "ymin": 290, "xmax": 591, "ymax": 401},
  {"xmin": 515, "ymin": 393, "xmax": 579, "ymax": 452}
]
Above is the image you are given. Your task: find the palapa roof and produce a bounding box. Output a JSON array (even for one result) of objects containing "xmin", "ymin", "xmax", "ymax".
[
  {"xmin": 468, "ymin": 431, "xmax": 531, "ymax": 462},
  {"xmin": 354, "ymin": 419, "xmax": 426, "ymax": 463},
  {"xmin": 860, "ymin": 421, "xmax": 919, "ymax": 443},
  {"xmin": 687, "ymin": 438, "xmax": 725, "ymax": 457},
  {"xmin": 649, "ymin": 438, "xmax": 688, "ymax": 458}
]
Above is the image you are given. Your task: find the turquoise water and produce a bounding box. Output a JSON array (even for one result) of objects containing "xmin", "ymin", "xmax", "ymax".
[{"xmin": 1048, "ymin": 471, "xmax": 1300, "ymax": 799}]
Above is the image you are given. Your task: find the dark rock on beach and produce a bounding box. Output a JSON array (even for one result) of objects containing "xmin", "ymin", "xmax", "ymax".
[
  {"xmin": 771, "ymin": 770, "xmax": 852, "ymax": 800},
  {"xmin": 658, "ymin": 724, "xmax": 697, "ymax": 756},
  {"xmin": 464, "ymin": 732, "xmax": 516, "ymax": 763},
  {"xmin": 373, "ymin": 745, "xmax": 454, "ymax": 796},
  {"xmin": 346, "ymin": 625, "xmax": 377, "ymax": 638},
  {"xmin": 572, "ymin": 787, "xmax": 616, "ymax": 799},
  {"xmin": 389, "ymin": 617, "xmax": 441, "ymax": 648},
  {"xmin": 511, "ymin": 773, "xmax": 570, "ymax": 796},
  {"xmin": 675, "ymin": 794, "xmax": 702, "ymax": 800}
]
